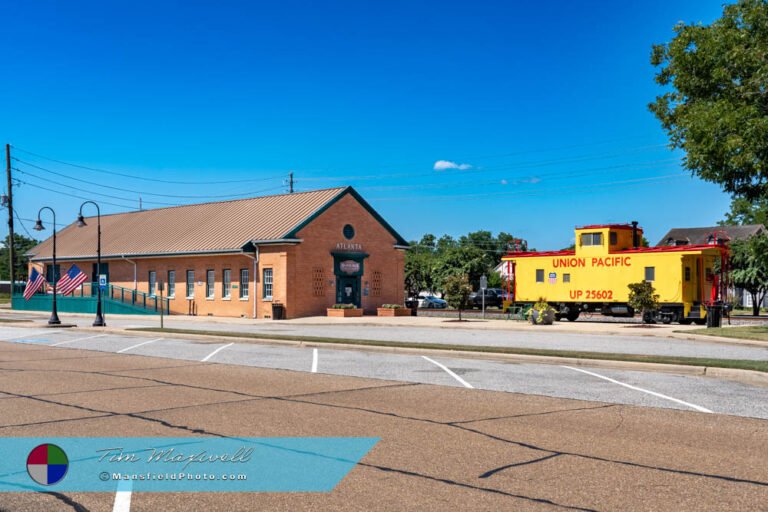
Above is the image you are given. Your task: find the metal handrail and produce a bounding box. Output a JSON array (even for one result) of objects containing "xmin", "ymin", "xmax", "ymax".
[{"xmin": 12, "ymin": 281, "xmax": 169, "ymax": 314}]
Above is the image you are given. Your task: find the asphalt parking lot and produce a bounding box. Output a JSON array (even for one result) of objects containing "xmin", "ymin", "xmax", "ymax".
[
  {"xmin": 2, "ymin": 326, "xmax": 767, "ymax": 419},
  {"xmin": 1, "ymin": 337, "xmax": 767, "ymax": 511}
]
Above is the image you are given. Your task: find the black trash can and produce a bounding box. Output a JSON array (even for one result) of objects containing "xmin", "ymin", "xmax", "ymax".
[
  {"xmin": 405, "ymin": 298, "xmax": 419, "ymax": 316},
  {"xmin": 271, "ymin": 302, "xmax": 285, "ymax": 320},
  {"xmin": 706, "ymin": 304, "xmax": 722, "ymax": 328}
]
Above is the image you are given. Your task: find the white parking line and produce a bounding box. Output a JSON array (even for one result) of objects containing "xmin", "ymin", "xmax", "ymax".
[
  {"xmin": 201, "ymin": 343, "xmax": 234, "ymax": 362},
  {"xmin": 562, "ymin": 366, "xmax": 713, "ymax": 413},
  {"xmin": 422, "ymin": 356, "xmax": 474, "ymax": 389},
  {"xmin": 112, "ymin": 479, "xmax": 132, "ymax": 512},
  {"xmin": 117, "ymin": 338, "xmax": 162, "ymax": 354},
  {"xmin": 51, "ymin": 334, "xmax": 108, "ymax": 346},
  {"xmin": 311, "ymin": 348, "xmax": 318, "ymax": 373}
]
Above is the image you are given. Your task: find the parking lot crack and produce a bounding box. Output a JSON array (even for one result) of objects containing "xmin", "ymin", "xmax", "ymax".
[
  {"xmin": 358, "ymin": 461, "xmax": 598, "ymax": 511},
  {"xmin": 479, "ymin": 453, "xmax": 563, "ymax": 478},
  {"xmin": 450, "ymin": 404, "xmax": 617, "ymax": 425}
]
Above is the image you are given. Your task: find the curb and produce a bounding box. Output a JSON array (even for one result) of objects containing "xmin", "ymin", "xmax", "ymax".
[{"xmin": 60, "ymin": 326, "xmax": 767, "ymax": 387}]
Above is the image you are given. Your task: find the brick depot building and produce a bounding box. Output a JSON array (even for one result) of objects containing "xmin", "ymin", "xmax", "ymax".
[{"xmin": 27, "ymin": 187, "xmax": 409, "ymax": 318}]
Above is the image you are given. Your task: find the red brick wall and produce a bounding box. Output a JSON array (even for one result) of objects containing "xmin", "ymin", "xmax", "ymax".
[
  {"xmin": 27, "ymin": 193, "xmax": 406, "ymax": 319},
  {"xmin": 288, "ymin": 193, "xmax": 405, "ymax": 317}
]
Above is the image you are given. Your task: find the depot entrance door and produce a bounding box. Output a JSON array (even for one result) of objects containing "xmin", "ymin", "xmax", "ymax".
[
  {"xmin": 332, "ymin": 251, "xmax": 367, "ymax": 309},
  {"xmin": 336, "ymin": 276, "xmax": 360, "ymax": 307}
]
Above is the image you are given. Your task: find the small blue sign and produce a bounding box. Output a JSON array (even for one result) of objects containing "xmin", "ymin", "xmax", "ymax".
[{"xmin": 98, "ymin": 274, "xmax": 107, "ymax": 290}]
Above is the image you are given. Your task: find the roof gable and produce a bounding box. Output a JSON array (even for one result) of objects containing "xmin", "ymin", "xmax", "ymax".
[
  {"xmin": 282, "ymin": 187, "xmax": 409, "ymax": 246},
  {"xmin": 656, "ymin": 224, "xmax": 766, "ymax": 246}
]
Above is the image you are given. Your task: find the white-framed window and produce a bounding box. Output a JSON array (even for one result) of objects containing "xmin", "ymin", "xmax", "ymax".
[
  {"xmin": 206, "ymin": 269, "xmax": 215, "ymax": 299},
  {"xmin": 167, "ymin": 270, "xmax": 175, "ymax": 298},
  {"xmin": 262, "ymin": 268, "xmax": 273, "ymax": 300},
  {"xmin": 535, "ymin": 269, "xmax": 544, "ymax": 283},
  {"xmin": 222, "ymin": 269, "xmax": 231, "ymax": 299},
  {"xmin": 645, "ymin": 266, "xmax": 655, "ymax": 282},
  {"xmin": 580, "ymin": 233, "xmax": 603, "ymax": 246},
  {"xmin": 186, "ymin": 270, "xmax": 194, "ymax": 299},
  {"xmin": 240, "ymin": 268, "xmax": 249, "ymax": 299},
  {"xmin": 148, "ymin": 271, "xmax": 157, "ymax": 296}
]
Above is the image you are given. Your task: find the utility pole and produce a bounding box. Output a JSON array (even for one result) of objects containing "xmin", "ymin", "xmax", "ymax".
[
  {"xmin": 289, "ymin": 172, "xmax": 294, "ymax": 193},
  {"xmin": 5, "ymin": 144, "xmax": 15, "ymax": 292}
]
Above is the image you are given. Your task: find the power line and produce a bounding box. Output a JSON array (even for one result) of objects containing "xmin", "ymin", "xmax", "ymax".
[
  {"xmin": 357, "ymin": 159, "xmax": 680, "ymax": 193},
  {"xmin": 13, "ymin": 169, "xmax": 179, "ymax": 207},
  {"xmin": 299, "ymin": 144, "xmax": 671, "ymax": 183},
  {"xmin": 15, "ymin": 179, "xmax": 140, "ymax": 210},
  {"xmin": 13, "ymin": 160, "xmax": 287, "ymax": 200},
  {"xmin": 369, "ymin": 173, "xmax": 687, "ymax": 202},
  {"xmin": 11, "ymin": 146, "xmax": 288, "ymax": 185},
  {"xmin": 13, "ymin": 208, "xmax": 34, "ymax": 239}
]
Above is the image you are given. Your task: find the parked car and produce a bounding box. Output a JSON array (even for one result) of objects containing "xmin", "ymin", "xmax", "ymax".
[
  {"xmin": 418, "ymin": 295, "xmax": 448, "ymax": 309},
  {"xmin": 467, "ymin": 288, "xmax": 506, "ymax": 309}
]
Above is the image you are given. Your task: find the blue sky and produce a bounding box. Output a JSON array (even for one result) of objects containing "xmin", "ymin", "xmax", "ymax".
[{"xmin": 1, "ymin": 0, "xmax": 732, "ymax": 250}]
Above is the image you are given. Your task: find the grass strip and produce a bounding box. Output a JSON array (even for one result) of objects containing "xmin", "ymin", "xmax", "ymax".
[
  {"xmin": 682, "ymin": 326, "xmax": 768, "ymax": 342},
  {"xmin": 0, "ymin": 318, "xmax": 32, "ymax": 323},
  {"xmin": 129, "ymin": 327, "xmax": 768, "ymax": 373}
]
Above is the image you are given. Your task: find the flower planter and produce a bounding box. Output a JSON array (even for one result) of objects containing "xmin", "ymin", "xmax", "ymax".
[
  {"xmin": 377, "ymin": 307, "xmax": 411, "ymax": 317},
  {"xmin": 327, "ymin": 308, "xmax": 363, "ymax": 317},
  {"xmin": 529, "ymin": 309, "xmax": 555, "ymax": 325}
]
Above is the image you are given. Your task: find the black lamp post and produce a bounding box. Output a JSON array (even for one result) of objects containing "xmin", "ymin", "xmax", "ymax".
[
  {"xmin": 77, "ymin": 201, "xmax": 105, "ymax": 327},
  {"xmin": 33, "ymin": 207, "xmax": 61, "ymax": 325}
]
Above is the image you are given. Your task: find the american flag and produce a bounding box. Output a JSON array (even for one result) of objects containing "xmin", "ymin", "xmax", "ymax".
[
  {"xmin": 57, "ymin": 264, "xmax": 89, "ymax": 296},
  {"xmin": 23, "ymin": 268, "xmax": 46, "ymax": 301}
]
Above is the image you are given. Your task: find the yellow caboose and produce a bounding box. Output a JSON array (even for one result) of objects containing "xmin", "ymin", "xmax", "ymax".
[{"xmin": 501, "ymin": 223, "xmax": 728, "ymax": 324}]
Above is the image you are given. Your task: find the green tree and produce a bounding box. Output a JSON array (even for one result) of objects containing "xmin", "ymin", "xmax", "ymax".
[
  {"xmin": 649, "ymin": 0, "xmax": 768, "ymax": 200},
  {"xmin": 719, "ymin": 196, "xmax": 768, "ymax": 226},
  {"xmin": 730, "ymin": 233, "xmax": 768, "ymax": 315},
  {"xmin": 627, "ymin": 281, "xmax": 660, "ymax": 324},
  {"xmin": 444, "ymin": 273, "xmax": 472, "ymax": 321},
  {"xmin": 0, "ymin": 234, "xmax": 39, "ymax": 282}
]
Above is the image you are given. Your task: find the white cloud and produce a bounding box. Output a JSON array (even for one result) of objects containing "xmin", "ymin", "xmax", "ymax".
[
  {"xmin": 500, "ymin": 179, "xmax": 508, "ymax": 185},
  {"xmin": 433, "ymin": 160, "xmax": 473, "ymax": 171},
  {"xmin": 520, "ymin": 176, "xmax": 541, "ymax": 184}
]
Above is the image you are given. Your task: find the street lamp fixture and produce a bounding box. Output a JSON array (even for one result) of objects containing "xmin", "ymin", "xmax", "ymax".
[
  {"xmin": 34, "ymin": 207, "xmax": 61, "ymax": 325},
  {"xmin": 77, "ymin": 201, "xmax": 105, "ymax": 327}
]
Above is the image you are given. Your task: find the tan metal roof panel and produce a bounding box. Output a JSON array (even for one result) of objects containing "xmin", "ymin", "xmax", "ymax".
[{"xmin": 28, "ymin": 187, "xmax": 347, "ymax": 260}]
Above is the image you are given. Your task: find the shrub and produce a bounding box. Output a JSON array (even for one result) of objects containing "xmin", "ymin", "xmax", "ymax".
[
  {"xmin": 627, "ymin": 281, "xmax": 660, "ymax": 323},
  {"xmin": 527, "ymin": 297, "xmax": 555, "ymax": 324},
  {"xmin": 331, "ymin": 303, "xmax": 357, "ymax": 309},
  {"xmin": 444, "ymin": 274, "xmax": 472, "ymax": 321},
  {"xmin": 381, "ymin": 304, "xmax": 402, "ymax": 309}
]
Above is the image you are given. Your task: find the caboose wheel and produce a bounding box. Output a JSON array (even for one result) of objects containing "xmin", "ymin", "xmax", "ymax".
[{"xmin": 679, "ymin": 318, "xmax": 693, "ymax": 325}]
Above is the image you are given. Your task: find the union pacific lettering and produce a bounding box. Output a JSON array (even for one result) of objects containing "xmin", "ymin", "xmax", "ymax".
[{"xmin": 552, "ymin": 257, "xmax": 631, "ymax": 268}]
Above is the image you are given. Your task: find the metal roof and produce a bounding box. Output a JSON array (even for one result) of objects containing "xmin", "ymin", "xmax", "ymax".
[
  {"xmin": 655, "ymin": 225, "xmax": 766, "ymax": 246},
  {"xmin": 28, "ymin": 187, "xmax": 349, "ymax": 261}
]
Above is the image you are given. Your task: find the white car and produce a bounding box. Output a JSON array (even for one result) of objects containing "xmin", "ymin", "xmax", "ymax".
[{"xmin": 418, "ymin": 295, "xmax": 447, "ymax": 309}]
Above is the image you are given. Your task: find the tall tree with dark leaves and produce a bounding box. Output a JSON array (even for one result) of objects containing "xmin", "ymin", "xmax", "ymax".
[
  {"xmin": 0, "ymin": 234, "xmax": 38, "ymax": 282},
  {"xmin": 649, "ymin": 0, "xmax": 768, "ymax": 200}
]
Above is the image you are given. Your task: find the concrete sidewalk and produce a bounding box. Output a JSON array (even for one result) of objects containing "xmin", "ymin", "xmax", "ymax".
[{"xmin": 1, "ymin": 308, "xmax": 765, "ymax": 347}]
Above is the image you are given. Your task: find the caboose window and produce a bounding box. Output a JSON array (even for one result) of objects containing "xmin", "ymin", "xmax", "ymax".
[
  {"xmin": 563, "ymin": 273, "xmax": 571, "ymax": 283},
  {"xmin": 684, "ymin": 267, "xmax": 691, "ymax": 281},
  {"xmin": 535, "ymin": 269, "xmax": 544, "ymax": 283},
  {"xmin": 580, "ymin": 233, "xmax": 602, "ymax": 246},
  {"xmin": 645, "ymin": 267, "xmax": 655, "ymax": 282},
  {"xmin": 609, "ymin": 232, "xmax": 617, "ymax": 245}
]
